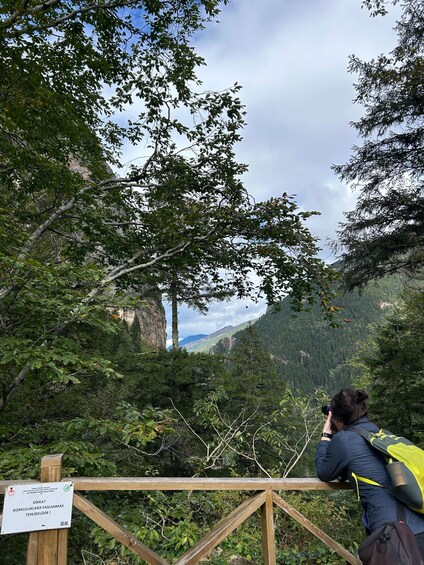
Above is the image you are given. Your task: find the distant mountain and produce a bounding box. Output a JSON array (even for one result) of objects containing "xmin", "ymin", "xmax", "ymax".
[
  {"xmin": 178, "ymin": 334, "xmax": 207, "ymax": 347},
  {"xmin": 206, "ymin": 326, "xmax": 234, "ymax": 339},
  {"xmin": 212, "ymin": 274, "xmax": 406, "ymax": 394},
  {"xmin": 183, "ymin": 320, "xmax": 258, "ymax": 353}
]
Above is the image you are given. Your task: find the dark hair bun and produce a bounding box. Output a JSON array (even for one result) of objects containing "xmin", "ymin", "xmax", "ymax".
[{"xmin": 355, "ymin": 390, "xmax": 368, "ymax": 402}]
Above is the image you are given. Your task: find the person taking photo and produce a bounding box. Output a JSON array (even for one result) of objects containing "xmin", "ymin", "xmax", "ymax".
[{"xmin": 315, "ymin": 388, "xmax": 424, "ymax": 562}]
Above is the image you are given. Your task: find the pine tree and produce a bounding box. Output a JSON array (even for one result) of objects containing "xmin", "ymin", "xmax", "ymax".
[
  {"xmin": 334, "ymin": 0, "xmax": 424, "ymax": 288},
  {"xmin": 225, "ymin": 325, "xmax": 286, "ymax": 415},
  {"xmin": 355, "ymin": 290, "xmax": 424, "ymax": 444}
]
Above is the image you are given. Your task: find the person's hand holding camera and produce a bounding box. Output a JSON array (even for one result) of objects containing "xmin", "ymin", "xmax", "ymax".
[{"xmin": 321, "ymin": 403, "xmax": 333, "ymax": 441}]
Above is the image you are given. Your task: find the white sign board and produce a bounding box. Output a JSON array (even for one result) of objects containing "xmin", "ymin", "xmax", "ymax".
[{"xmin": 1, "ymin": 482, "xmax": 74, "ymax": 534}]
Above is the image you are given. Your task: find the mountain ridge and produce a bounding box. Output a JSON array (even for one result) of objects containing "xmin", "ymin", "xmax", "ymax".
[
  {"xmin": 210, "ymin": 274, "xmax": 406, "ymax": 394},
  {"xmin": 183, "ymin": 320, "xmax": 258, "ymax": 353},
  {"xmin": 178, "ymin": 334, "xmax": 207, "ymax": 347}
]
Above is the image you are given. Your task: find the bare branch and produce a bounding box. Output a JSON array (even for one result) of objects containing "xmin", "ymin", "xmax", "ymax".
[
  {"xmin": 18, "ymin": 197, "xmax": 77, "ymax": 261},
  {"xmin": 176, "ymin": 397, "xmax": 273, "ymax": 477},
  {"xmin": 0, "ymin": 175, "xmax": 134, "ymax": 302},
  {"xmin": 251, "ymin": 422, "xmax": 275, "ymax": 478},
  {"xmin": 169, "ymin": 398, "xmax": 208, "ymax": 451},
  {"xmin": 98, "ymin": 228, "xmax": 216, "ymax": 287},
  {"xmin": 117, "ymin": 437, "xmax": 168, "ymax": 458},
  {"xmin": 0, "ymin": 365, "xmax": 31, "ymax": 412},
  {"xmin": 2, "ymin": 0, "xmax": 60, "ymax": 30},
  {"xmin": 3, "ymin": 0, "xmax": 139, "ymax": 34}
]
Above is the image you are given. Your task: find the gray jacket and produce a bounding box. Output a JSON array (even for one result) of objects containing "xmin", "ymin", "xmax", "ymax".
[{"xmin": 315, "ymin": 417, "xmax": 424, "ymax": 534}]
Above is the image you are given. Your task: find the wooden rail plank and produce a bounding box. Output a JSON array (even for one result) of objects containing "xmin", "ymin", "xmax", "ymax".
[
  {"xmin": 73, "ymin": 493, "xmax": 170, "ymax": 565},
  {"xmin": 272, "ymin": 492, "xmax": 361, "ymax": 565},
  {"xmin": 261, "ymin": 490, "xmax": 276, "ymax": 565},
  {"xmin": 0, "ymin": 480, "xmax": 38, "ymax": 494},
  {"xmin": 67, "ymin": 477, "xmax": 351, "ymax": 491},
  {"xmin": 174, "ymin": 492, "xmax": 266, "ymax": 565}
]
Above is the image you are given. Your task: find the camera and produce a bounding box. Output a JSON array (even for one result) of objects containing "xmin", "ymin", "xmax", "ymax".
[{"xmin": 321, "ymin": 403, "xmax": 331, "ymax": 416}]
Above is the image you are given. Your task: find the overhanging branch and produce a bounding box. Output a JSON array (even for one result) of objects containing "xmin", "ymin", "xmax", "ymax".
[{"xmin": 2, "ymin": 0, "xmax": 139, "ymax": 34}]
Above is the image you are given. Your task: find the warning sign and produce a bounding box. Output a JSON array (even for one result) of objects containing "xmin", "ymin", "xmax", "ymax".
[{"xmin": 1, "ymin": 482, "xmax": 74, "ymax": 534}]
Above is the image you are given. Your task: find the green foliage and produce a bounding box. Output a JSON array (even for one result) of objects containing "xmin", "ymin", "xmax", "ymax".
[
  {"xmin": 126, "ymin": 348, "xmax": 226, "ymax": 413},
  {"xmin": 160, "ymin": 187, "xmax": 340, "ymax": 341},
  {"xmin": 1, "ymin": 0, "xmax": 242, "ymax": 415},
  {"xmin": 352, "ymin": 289, "xmax": 424, "ymax": 444},
  {"xmin": 188, "ymin": 327, "xmax": 306, "ymax": 477},
  {"xmin": 0, "ymin": 401, "xmax": 173, "ymax": 480},
  {"xmin": 0, "ymin": 0, "xmax": 337, "ymax": 417},
  {"xmin": 334, "ymin": 0, "xmax": 424, "ymax": 288},
  {"xmin": 0, "ymin": 255, "xmax": 128, "ymax": 412},
  {"xmin": 0, "ymin": 329, "xmax": 364, "ymax": 563}
]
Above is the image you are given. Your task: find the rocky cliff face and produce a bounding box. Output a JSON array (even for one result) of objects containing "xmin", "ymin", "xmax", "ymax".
[
  {"xmin": 118, "ymin": 291, "xmax": 166, "ymax": 349},
  {"xmin": 136, "ymin": 294, "xmax": 166, "ymax": 349}
]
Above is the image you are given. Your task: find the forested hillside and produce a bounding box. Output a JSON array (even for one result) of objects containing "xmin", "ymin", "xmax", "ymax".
[{"xmin": 220, "ymin": 274, "xmax": 406, "ymax": 394}]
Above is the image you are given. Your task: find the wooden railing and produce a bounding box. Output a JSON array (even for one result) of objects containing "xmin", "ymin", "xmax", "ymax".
[{"xmin": 0, "ymin": 454, "xmax": 362, "ymax": 565}]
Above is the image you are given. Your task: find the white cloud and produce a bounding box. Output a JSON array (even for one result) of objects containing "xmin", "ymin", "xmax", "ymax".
[{"xmin": 162, "ymin": 1, "xmax": 399, "ymax": 337}]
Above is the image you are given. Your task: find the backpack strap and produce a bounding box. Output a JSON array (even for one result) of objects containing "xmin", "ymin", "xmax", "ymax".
[
  {"xmin": 351, "ymin": 471, "xmax": 383, "ymax": 500},
  {"xmin": 397, "ymin": 500, "xmax": 407, "ymax": 523},
  {"xmin": 348, "ymin": 427, "xmax": 385, "ymax": 500},
  {"xmin": 349, "ymin": 426, "xmax": 393, "ymax": 461},
  {"xmin": 347, "ymin": 426, "xmax": 374, "ymax": 442}
]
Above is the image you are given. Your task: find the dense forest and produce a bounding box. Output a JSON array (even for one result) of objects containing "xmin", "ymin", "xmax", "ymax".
[
  {"xmin": 1, "ymin": 0, "xmax": 423, "ymax": 564},
  {"xmin": 215, "ymin": 271, "xmax": 407, "ymax": 394}
]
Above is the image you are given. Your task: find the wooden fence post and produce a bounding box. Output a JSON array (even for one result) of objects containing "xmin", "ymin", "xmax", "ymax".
[
  {"xmin": 261, "ymin": 490, "xmax": 276, "ymax": 565},
  {"xmin": 26, "ymin": 531, "xmax": 39, "ymax": 565},
  {"xmin": 27, "ymin": 454, "xmax": 68, "ymax": 565}
]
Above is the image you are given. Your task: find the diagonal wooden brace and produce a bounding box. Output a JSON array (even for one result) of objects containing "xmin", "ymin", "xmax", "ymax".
[{"xmin": 73, "ymin": 492, "xmax": 170, "ymax": 565}]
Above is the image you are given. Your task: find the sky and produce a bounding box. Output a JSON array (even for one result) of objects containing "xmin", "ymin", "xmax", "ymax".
[{"xmin": 160, "ymin": 0, "xmax": 399, "ymax": 342}]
